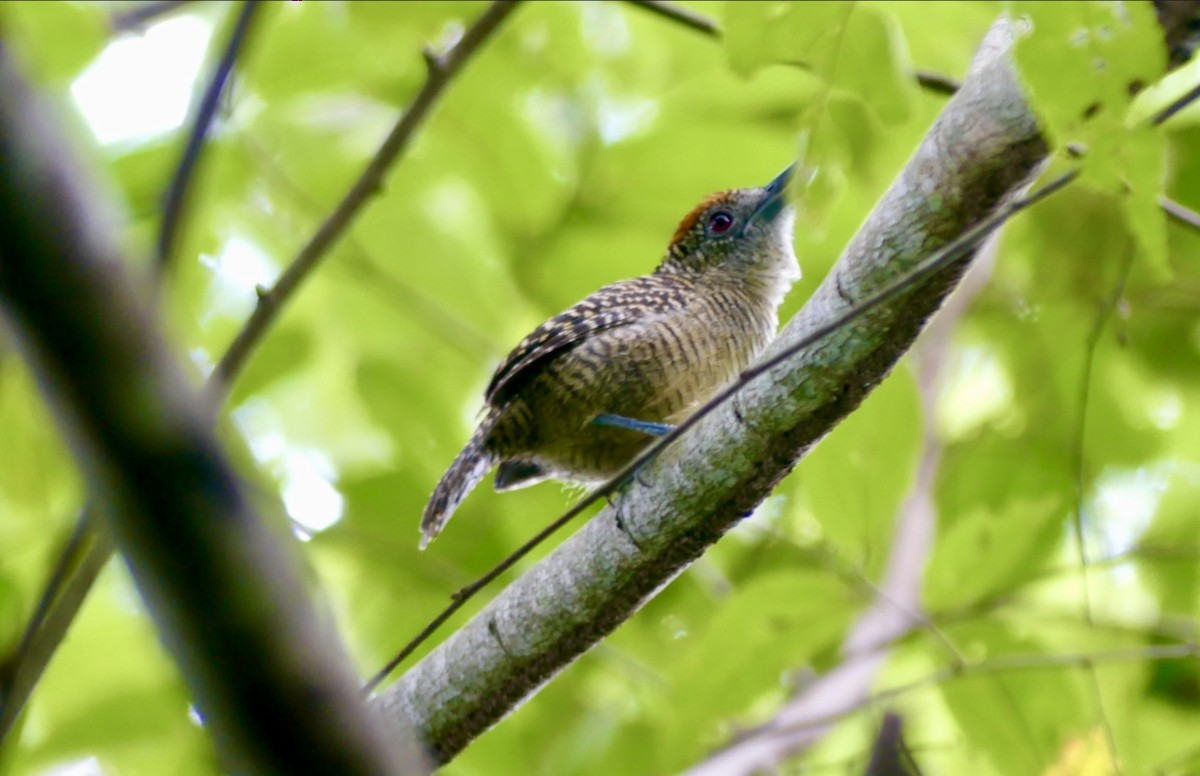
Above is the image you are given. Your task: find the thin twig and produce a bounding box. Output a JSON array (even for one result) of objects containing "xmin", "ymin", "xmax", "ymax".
[
  {"xmin": 1152, "ymin": 81, "xmax": 1200, "ymax": 126},
  {"xmin": 242, "ymin": 133, "xmax": 500, "ymax": 361},
  {"xmin": 622, "ymin": 0, "xmax": 959, "ymax": 97},
  {"xmin": 1064, "ymin": 250, "xmax": 1134, "ymax": 774},
  {"xmin": 624, "ymin": 0, "xmax": 720, "ymax": 37},
  {"xmin": 157, "ymin": 0, "xmax": 262, "ymax": 274},
  {"xmin": 0, "ymin": 517, "xmax": 109, "ymax": 743},
  {"xmin": 1069, "ymin": 251, "xmax": 1133, "ymax": 624},
  {"xmin": 0, "ymin": 35, "xmax": 414, "ymax": 773},
  {"xmin": 709, "ymin": 599, "xmax": 1200, "ymax": 772},
  {"xmin": 914, "ymin": 69, "xmax": 961, "ymax": 95},
  {"xmin": 211, "ymin": 0, "xmax": 521, "ymax": 396},
  {"xmin": 1160, "ymin": 194, "xmax": 1200, "ymax": 231},
  {"xmin": 110, "ymin": 0, "xmax": 193, "ymax": 35},
  {"xmin": 363, "ymin": 169, "xmax": 1080, "ymax": 694},
  {"xmin": 1083, "ymin": 663, "xmax": 1123, "ymax": 774},
  {"xmin": 761, "ymin": 642, "xmax": 1200, "ymax": 746}
]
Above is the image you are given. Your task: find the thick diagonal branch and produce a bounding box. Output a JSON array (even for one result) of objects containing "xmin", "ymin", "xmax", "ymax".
[
  {"xmin": 376, "ymin": 17, "xmax": 1047, "ymax": 764},
  {"xmin": 0, "ymin": 39, "xmax": 416, "ymax": 776}
]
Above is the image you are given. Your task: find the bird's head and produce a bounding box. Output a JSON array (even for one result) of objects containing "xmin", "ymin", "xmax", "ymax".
[{"xmin": 658, "ymin": 165, "xmax": 800, "ymax": 290}]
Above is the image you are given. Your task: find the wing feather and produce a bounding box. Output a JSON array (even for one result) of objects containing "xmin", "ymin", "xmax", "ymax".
[{"xmin": 485, "ymin": 277, "xmax": 688, "ymax": 406}]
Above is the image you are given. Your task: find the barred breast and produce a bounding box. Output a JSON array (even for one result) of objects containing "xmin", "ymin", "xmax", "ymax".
[{"xmin": 486, "ymin": 274, "xmax": 778, "ymax": 483}]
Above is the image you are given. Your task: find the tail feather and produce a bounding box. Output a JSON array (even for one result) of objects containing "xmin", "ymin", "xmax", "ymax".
[{"xmin": 420, "ymin": 426, "xmax": 496, "ymax": 549}]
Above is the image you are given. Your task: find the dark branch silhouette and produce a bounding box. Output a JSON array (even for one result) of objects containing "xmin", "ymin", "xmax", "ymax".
[
  {"xmin": 625, "ymin": 0, "xmax": 720, "ymax": 37},
  {"xmin": 864, "ymin": 714, "xmax": 922, "ymax": 776},
  {"xmin": 0, "ymin": 36, "xmax": 417, "ymax": 775},
  {"xmin": 0, "ymin": 0, "xmax": 520, "ymax": 746}
]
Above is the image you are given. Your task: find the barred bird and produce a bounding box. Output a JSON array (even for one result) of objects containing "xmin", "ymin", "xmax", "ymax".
[{"xmin": 420, "ymin": 165, "xmax": 800, "ymax": 548}]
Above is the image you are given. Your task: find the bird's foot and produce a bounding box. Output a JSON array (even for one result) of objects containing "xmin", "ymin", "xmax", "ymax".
[{"xmin": 592, "ymin": 413, "xmax": 675, "ymax": 437}]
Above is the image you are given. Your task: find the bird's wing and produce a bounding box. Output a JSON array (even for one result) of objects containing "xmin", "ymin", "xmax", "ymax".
[{"xmin": 485, "ymin": 277, "xmax": 687, "ymax": 406}]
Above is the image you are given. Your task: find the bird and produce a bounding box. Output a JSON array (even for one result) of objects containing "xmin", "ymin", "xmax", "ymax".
[{"xmin": 420, "ymin": 165, "xmax": 800, "ymax": 549}]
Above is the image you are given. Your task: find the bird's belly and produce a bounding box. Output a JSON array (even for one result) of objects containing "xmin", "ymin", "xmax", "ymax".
[
  {"xmin": 489, "ymin": 381, "xmax": 659, "ymax": 483},
  {"xmin": 488, "ymin": 316, "xmax": 763, "ymax": 482}
]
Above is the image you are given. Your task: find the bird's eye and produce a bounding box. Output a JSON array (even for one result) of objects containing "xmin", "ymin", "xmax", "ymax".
[{"xmin": 707, "ymin": 211, "xmax": 735, "ymax": 235}]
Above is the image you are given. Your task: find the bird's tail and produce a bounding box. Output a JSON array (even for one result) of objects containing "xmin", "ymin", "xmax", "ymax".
[{"xmin": 420, "ymin": 419, "xmax": 496, "ymax": 550}]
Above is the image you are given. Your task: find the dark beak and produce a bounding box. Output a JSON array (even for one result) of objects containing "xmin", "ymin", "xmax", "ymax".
[{"xmin": 745, "ymin": 163, "xmax": 794, "ymax": 232}]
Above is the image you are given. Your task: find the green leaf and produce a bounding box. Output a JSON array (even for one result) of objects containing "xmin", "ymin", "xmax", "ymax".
[
  {"xmin": 939, "ymin": 622, "xmax": 1092, "ymax": 775},
  {"xmin": 1139, "ymin": 468, "xmax": 1200, "ymax": 616},
  {"xmin": 799, "ymin": 366, "xmax": 922, "ymax": 575},
  {"xmin": 1010, "ymin": 1, "xmax": 1169, "ymax": 277},
  {"xmin": 661, "ymin": 569, "xmax": 859, "ymax": 767},
  {"xmin": 1129, "ymin": 49, "xmax": 1200, "ymax": 128},
  {"xmin": 723, "ymin": 1, "xmax": 915, "ymax": 123},
  {"xmin": 723, "ymin": 1, "xmax": 853, "ymax": 78},
  {"xmin": 1011, "ymin": 0, "xmax": 1165, "ymax": 146},
  {"xmin": 924, "ymin": 492, "xmax": 1063, "ymax": 612}
]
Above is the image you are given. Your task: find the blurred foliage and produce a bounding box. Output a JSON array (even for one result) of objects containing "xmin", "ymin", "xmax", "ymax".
[{"xmin": 0, "ymin": 1, "xmax": 1197, "ymax": 774}]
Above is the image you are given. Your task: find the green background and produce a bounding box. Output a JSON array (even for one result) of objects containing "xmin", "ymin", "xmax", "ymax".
[{"xmin": 2, "ymin": 1, "xmax": 1199, "ymax": 774}]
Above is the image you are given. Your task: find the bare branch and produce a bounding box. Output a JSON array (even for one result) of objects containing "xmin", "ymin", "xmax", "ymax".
[
  {"xmin": 243, "ymin": 133, "xmax": 501, "ymax": 361},
  {"xmin": 624, "ymin": 0, "xmax": 720, "ymax": 37},
  {"xmin": 157, "ymin": 0, "xmax": 262, "ymax": 274},
  {"xmin": 0, "ymin": 516, "xmax": 109, "ymax": 743},
  {"xmin": 1068, "ymin": 252, "xmax": 1134, "ymax": 605},
  {"xmin": 1161, "ymin": 194, "xmax": 1200, "ymax": 230},
  {"xmin": 0, "ymin": 37, "xmax": 418, "ymax": 775},
  {"xmin": 1152, "ymin": 81, "xmax": 1200, "ymax": 126},
  {"xmin": 723, "ymin": 642, "xmax": 1200, "ymax": 747},
  {"xmin": 109, "ymin": 0, "xmax": 193, "ymax": 35},
  {"xmin": 211, "ymin": 0, "xmax": 521, "ymax": 397}
]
